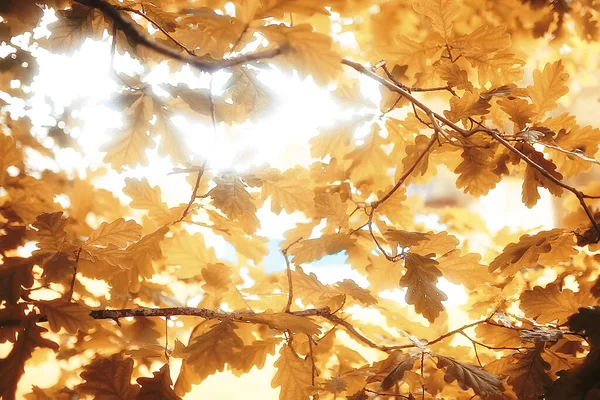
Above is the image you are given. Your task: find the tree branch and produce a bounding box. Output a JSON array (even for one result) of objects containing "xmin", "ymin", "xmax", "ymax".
[{"xmin": 74, "ymin": 0, "xmax": 282, "ymax": 73}]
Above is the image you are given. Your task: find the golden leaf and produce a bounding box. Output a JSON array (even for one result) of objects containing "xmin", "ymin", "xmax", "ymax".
[
  {"xmin": 230, "ymin": 338, "xmax": 281, "ymax": 376},
  {"xmin": 435, "ymin": 62, "xmax": 473, "ymax": 90},
  {"xmin": 450, "ymin": 25, "xmax": 511, "ymax": 54},
  {"xmin": 475, "ymin": 324, "xmax": 524, "ymax": 349},
  {"xmin": 334, "ymin": 279, "xmax": 377, "ymax": 306},
  {"xmin": 208, "ymin": 173, "xmax": 257, "ymax": 220},
  {"xmin": 497, "ymin": 98, "xmax": 536, "ymax": 131},
  {"xmin": 410, "ymin": 231, "xmax": 459, "ymax": 255},
  {"xmin": 102, "ymin": 95, "xmax": 154, "ymax": 170},
  {"xmin": 314, "ymin": 192, "xmax": 348, "ymax": 228},
  {"xmin": 400, "ymin": 253, "xmax": 447, "ymax": 323},
  {"xmin": 275, "ymin": 24, "xmax": 341, "ymax": 85},
  {"xmin": 0, "ymin": 319, "xmax": 58, "ymax": 400},
  {"xmin": 489, "ymin": 229, "xmax": 577, "ymax": 276},
  {"xmin": 201, "ymin": 263, "xmax": 232, "ymax": 298},
  {"xmin": 436, "ymin": 250, "xmax": 492, "ymax": 290},
  {"xmin": 162, "ymin": 231, "xmax": 216, "ymax": 279},
  {"xmin": 261, "ymin": 167, "xmax": 314, "ymax": 214},
  {"xmin": 78, "ymin": 354, "xmax": 140, "ymax": 399},
  {"xmin": 36, "ymin": 300, "xmax": 95, "ymax": 334},
  {"xmin": 284, "ymin": 266, "xmax": 340, "ymax": 308},
  {"xmin": 271, "ymin": 345, "xmax": 314, "ymax": 400},
  {"xmin": 32, "ymin": 212, "xmax": 69, "ymax": 256},
  {"xmin": 519, "ymin": 284, "xmax": 580, "ymax": 324},
  {"xmin": 527, "ymin": 60, "xmax": 569, "ymax": 116},
  {"xmin": 519, "ymin": 143, "xmax": 563, "ymax": 208},
  {"xmin": 401, "ymin": 134, "xmax": 435, "ymax": 181},
  {"xmin": 380, "ymin": 353, "xmax": 418, "ymax": 390},
  {"xmin": 485, "ymin": 346, "xmax": 552, "ymax": 399},
  {"xmin": 48, "ymin": 4, "xmax": 105, "ymax": 54},
  {"xmin": 412, "ymin": 0, "xmax": 460, "ymax": 41},
  {"xmin": 175, "ymin": 10, "xmax": 244, "ymax": 59},
  {"xmin": 454, "ymin": 134, "xmax": 501, "ymax": 196},
  {"xmin": 291, "ymin": 234, "xmax": 355, "ymax": 265},
  {"xmin": 0, "ymin": 134, "xmax": 20, "ymax": 186},
  {"xmin": 435, "ymin": 355, "xmax": 504, "ymax": 399},
  {"xmin": 175, "ymin": 321, "xmax": 244, "ymax": 385},
  {"xmin": 84, "ymin": 218, "xmax": 142, "ymax": 249},
  {"xmin": 444, "ymin": 91, "xmax": 490, "ymax": 124},
  {"xmin": 384, "ymin": 229, "xmax": 430, "ymax": 247},
  {"xmin": 123, "ymin": 177, "xmax": 175, "ymax": 225},
  {"xmin": 137, "ymin": 364, "xmax": 180, "ymax": 400}
]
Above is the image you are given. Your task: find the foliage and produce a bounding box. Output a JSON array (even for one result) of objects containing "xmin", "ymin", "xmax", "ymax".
[{"xmin": 1, "ymin": 0, "xmax": 600, "ymax": 399}]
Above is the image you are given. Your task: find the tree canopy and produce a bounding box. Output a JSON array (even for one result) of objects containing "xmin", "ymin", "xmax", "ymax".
[{"xmin": 1, "ymin": 0, "xmax": 600, "ymax": 399}]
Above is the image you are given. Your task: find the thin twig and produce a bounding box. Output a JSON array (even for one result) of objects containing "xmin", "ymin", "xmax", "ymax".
[{"xmin": 282, "ymin": 237, "xmax": 303, "ymax": 313}]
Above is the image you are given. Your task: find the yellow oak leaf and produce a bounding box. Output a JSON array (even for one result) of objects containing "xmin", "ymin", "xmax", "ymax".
[
  {"xmin": 378, "ymin": 35, "xmax": 440, "ymax": 73},
  {"xmin": 444, "ymin": 90, "xmax": 490, "ymax": 124},
  {"xmin": 230, "ymin": 338, "xmax": 281, "ymax": 377},
  {"xmin": 519, "ymin": 143, "xmax": 563, "ymax": 208},
  {"xmin": 435, "ymin": 355, "xmax": 504, "ymax": 399},
  {"xmin": 102, "ymin": 95, "xmax": 154, "ymax": 170},
  {"xmin": 174, "ymin": 11, "xmax": 244, "ymax": 60},
  {"xmin": 527, "ymin": 60, "xmax": 569, "ymax": 116},
  {"xmin": 284, "ymin": 266, "xmax": 340, "ymax": 308},
  {"xmin": 489, "ymin": 229, "xmax": 577, "ymax": 275},
  {"xmin": 123, "ymin": 177, "xmax": 175, "ymax": 225},
  {"xmin": 224, "ymin": 66, "xmax": 278, "ymax": 119},
  {"xmin": 208, "ymin": 173, "xmax": 257, "ymax": 220},
  {"xmin": 261, "ymin": 167, "xmax": 314, "ymax": 214},
  {"xmin": 162, "ymin": 231, "xmax": 217, "ymax": 279},
  {"xmin": 400, "ymin": 134, "xmax": 436, "ymax": 181},
  {"xmin": 0, "ymin": 319, "xmax": 58, "ymax": 400},
  {"xmin": 36, "ymin": 300, "xmax": 95, "ymax": 334},
  {"xmin": 201, "ymin": 263, "xmax": 232, "ymax": 298},
  {"xmin": 412, "ymin": 0, "xmax": 460, "ymax": 41},
  {"xmin": 463, "ymin": 51, "xmax": 524, "ymax": 87},
  {"xmin": 519, "ymin": 284, "xmax": 580, "ymax": 324},
  {"xmin": 334, "ymin": 279, "xmax": 377, "ymax": 306},
  {"xmin": 175, "ymin": 321, "xmax": 244, "ymax": 384},
  {"xmin": 549, "ymin": 119, "xmax": 600, "ymax": 178},
  {"xmin": 436, "ymin": 250, "xmax": 493, "ymax": 290},
  {"xmin": 137, "ymin": 364, "xmax": 180, "ymax": 400},
  {"xmin": 410, "ymin": 231, "xmax": 459, "ymax": 255},
  {"xmin": 435, "ymin": 62, "xmax": 473, "ymax": 90},
  {"xmin": 475, "ymin": 324, "xmax": 524, "ymax": 349},
  {"xmin": 275, "ymin": 24, "xmax": 342, "ymax": 85},
  {"xmin": 0, "ymin": 134, "xmax": 20, "ymax": 186},
  {"xmin": 271, "ymin": 345, "xmax": 314, "ymax": 400},
  {"xmin": 32, "ymin": 212, "xmax": 70, "ymax": 256},
  {"xmin": 498, "ymin": 98, "xmax": 537, "ymax": 131},
  {"xmin": 454, "ymin": 133, "xmax": 501, "ymax": 196},
  {"xmin": 384, "ymin": 229, "xmax": 430, "ymax": 247},
  {"xmin": 450, "ymin": 25, "xmax": 511, "ymax": 54},
  {"xmin": 245, "ymin": 312, "xmax": 321, "ymax": 336},
  {"xmin": 78, "ymin": 354, "xmax": 140, "ymax": 399},
  {"xmin": 345, "ymin": 124, "xmax": 393, "ymax": 190},
  {"xmin": 485, "ymin": 346, "xmax": 552, "ymax": 399},
  {"xmin": 84, "ymin": 218, "xmax": 142, "ymax": 249},
  {"xmin": 314, "ymin": 192, "xmax": 348, "ymax": 228},
  {"xmin": 400, "ymin": 253, "xmax": 447, "ymax": 323},
  {"xmin": 48, "ymin": 4, "xmax": 105, "ymax": 54},
  {"xmin": 291, "ymin": 234, "xmax": 355, "ymax": 265}
]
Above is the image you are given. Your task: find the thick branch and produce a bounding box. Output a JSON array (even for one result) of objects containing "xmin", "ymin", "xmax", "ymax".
[{"xmin": 74, "ymin": 0, "xmax": 282, "ymax": 73}]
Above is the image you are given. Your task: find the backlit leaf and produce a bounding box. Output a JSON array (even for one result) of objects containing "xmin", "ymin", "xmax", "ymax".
[
  {"xmin": 271, "ymin": 345, "xmax": 314, "ymax": 400},
  {"xmin": 400, "ymin": 253, "xmax": 447, "ymax": 323}
]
